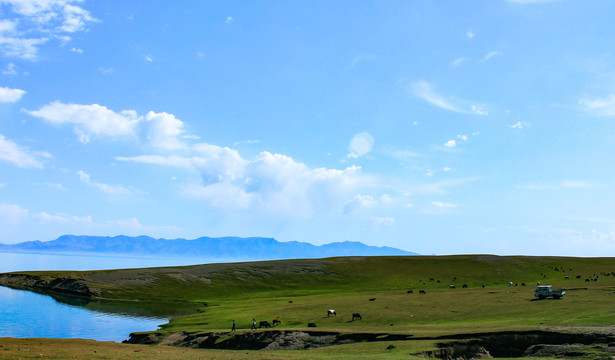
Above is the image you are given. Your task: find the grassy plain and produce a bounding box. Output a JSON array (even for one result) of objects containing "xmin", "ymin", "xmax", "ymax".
[{"xmin": 1, "ymin": 255, "xmax": 614, "ymax": 359}]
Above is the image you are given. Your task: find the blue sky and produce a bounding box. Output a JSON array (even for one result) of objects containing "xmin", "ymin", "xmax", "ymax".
[{"xmin": 1, "ymin": 0, "xmax": 614, "ymax": 256}]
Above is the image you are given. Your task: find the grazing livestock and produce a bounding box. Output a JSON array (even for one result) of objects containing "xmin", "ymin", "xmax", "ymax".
[
  {"xmin": 327, "ymin": 309, "xmax": 337, "ymax": 317},
  {"xmin": 369, "ymin": 298, "xmax": 376, "ymax": 301},
  {"xmin": 462, "ymin": 284, "xmax": 468, "ymax": 288},
  {"xmin": 407, "ymin": 290, "xmax": 414, "ymax": 294},
  {"xmin": 259, "ymin": 321, "xmax": 271, "ymax": 328},
  {"xmin": 481, "ymin": 284, "xmax": 485, "ymax": 288},
  {"xmin": 419, "ymin": 290, "xmax": 427, "ymax": 295},
  {"xmin": 521, "ymin": 283, "xmax": 526, "ymax": 286},
  {"xmin": 308, "ymin": 323, "xmax": 317, "ymax": 327},
  {"xmin": 272, "ymin": 318, "xmax": 281, "ymax": 326},
  {"xmin": 450, "ymin": 284, "xmax": 456, "ymax": 289},
  {"xmin": 352, "ymin": 313, "xmax": 362, "ymax": 321}
]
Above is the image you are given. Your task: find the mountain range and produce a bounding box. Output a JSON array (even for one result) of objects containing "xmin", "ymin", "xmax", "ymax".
[{"xmin": 0, "ymin": 235, "xmax": 417, "ymax": 261}]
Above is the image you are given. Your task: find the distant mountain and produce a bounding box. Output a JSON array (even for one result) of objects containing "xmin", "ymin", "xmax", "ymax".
[{"xmin": 0, "ymin": 235, "xmax": 417, "ymax": 260}]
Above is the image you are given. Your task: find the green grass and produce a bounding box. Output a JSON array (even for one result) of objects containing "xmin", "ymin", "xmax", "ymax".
[{"xmin": 2, "ymin": 255, "xmax": 614, "ymax": 358}]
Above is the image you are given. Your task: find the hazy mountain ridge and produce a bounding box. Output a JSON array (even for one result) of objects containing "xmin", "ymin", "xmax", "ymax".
[{"xmin": 0, "ymin": 235, "xmax": 417, "ymax": 260}]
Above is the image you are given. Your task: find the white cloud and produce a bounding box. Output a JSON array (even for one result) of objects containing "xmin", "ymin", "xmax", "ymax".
[
  {"xmin": 411, "ymin": 81, "xmax": 488, "ymax": 115},
  {"xmin": 471, "ymin": 104, "xmax": 488, "ymax": 115},
  {"xmin": 2, "ymin": 62, "xmax": 18, "ymax": 76},
  {"xmin": 343, "ymin": 194, "xmax": 377, "ymax": 214},
  {"xmin": 0, "ymin": 36, "xmax": 48, "ymax": 59},
  {"xmin": 0, "ymin": 85, "xmax": 25, "ymax": 102},
  {"xmin": 466, "ymin": 30, "xmax": 475, "ymax": 39},
  {"xmin": 411, "ymin": 81, "xmax": 465, "ymax": 113},
  {"xmin": 70, "ymin": 46, "xmax": 82, "ymax": 53},
  {"xmin": 145, "ymin": 55, "xmax": 153, "ymax": 62},
  {"xmin": 0, "ymin": 19, "xmax": 17, "ymax": 32},
  {"xmin": 482, "ymin": 51, "xmax": 503, "ymax": 62},
  {"xmin": 347, "ymin": 132, "xmax": 374, "ymax": 158},
  {"xmin": 579, "ymin": 95, "xmax": 615, "ymax": 117},
  {"xmin": 60, "ymin": 3, "xmax": 97, "ymax": 33},
  {"xmin": 0, "ymin": 134, "xmax": 50, "ymax": 168},
  {"xmin": 226, "ymin": 16, "xmax": 234, "ymax": 24},
  {"xmin": 120, "ymin": 147, "xmax": 371, "ymax": 218},
  {"xmin": 26, "ymin": 102, "xmax": 189, "ymax": 148},
  {"xmin": 27, "ymin": 102, "xmax": 139, "ymax": 143},
  {"xmin": 0, "ymin": 0, "xmax": 97, "ymax": 59},
  {"xmin": 32, "ymin": 211, "xmax": 92, "ymax": 224},
  {"xmin": 451, "ymin": 57, "xmax": 466, "ymax": 68},
  {"xmin": 457, "ymin": 134, "xmax": 468, "ymax": 141},
  {"xmin": 444, "ymin": 140, "xmax": 456, "ymax": 148},
  {"xmin": 511, "ymin": 121, "xmax": 523, "ymax": 129},
  {"xmin": 141, "ymin": 111, "xmax": 186, "ymax": 150},
  {"xmin": 370, "ymin": 216, "xmax": 395, "ymax": 227},
  {"xmin": 77, "ymin": 170, "xmax": 132, "ymax": 195},
  {"xmin": 0, "ymin": 202, "xmax": 28, "ymax": 225}
]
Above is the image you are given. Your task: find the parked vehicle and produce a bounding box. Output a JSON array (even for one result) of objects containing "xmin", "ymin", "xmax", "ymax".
[{"xmin": 534, "ymin": 285, "xmax": 565, "ymax": 299}]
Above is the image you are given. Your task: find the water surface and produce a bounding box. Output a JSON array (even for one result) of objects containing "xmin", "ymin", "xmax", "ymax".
[{"xmin": 0, "ymin": 251, "xmax": 210, "ymax": 342}]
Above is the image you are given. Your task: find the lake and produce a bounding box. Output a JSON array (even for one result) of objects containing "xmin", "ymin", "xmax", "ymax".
[{"xmin": 0, "ymin": 252, "xmax": 211, "ymax": 342}]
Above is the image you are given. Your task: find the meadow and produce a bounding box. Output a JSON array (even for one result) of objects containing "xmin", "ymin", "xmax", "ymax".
[{"xmin": 1, "ymin": 255, "xmax": 614, "ymax": 359}]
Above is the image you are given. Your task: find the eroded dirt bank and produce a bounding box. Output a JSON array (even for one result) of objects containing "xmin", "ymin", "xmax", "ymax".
[
  {"xmin": 0, "ymin": 273, "xmax": 91, "ymax": 298},
  {"xmin": 125, "ymin": 329, "xmax": 615, "ymax": 358},
  {"xmin": 425, "ymin": 331, "xmax": 615, "ymax": 359},
  {"xmin": 124, "ymin": 330, "xmax": 413, "ymax": 350}
]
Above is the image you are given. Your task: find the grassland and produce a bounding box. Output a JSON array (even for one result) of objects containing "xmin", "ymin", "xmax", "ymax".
[{"xmin": 1, "ymin": 255, "xmax": 614, "ymax": 359}]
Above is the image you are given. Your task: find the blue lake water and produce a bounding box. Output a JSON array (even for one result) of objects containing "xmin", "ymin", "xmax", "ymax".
[{"xmin": 0, "ymin": 252, "xmax": 212, "ymax": 342}]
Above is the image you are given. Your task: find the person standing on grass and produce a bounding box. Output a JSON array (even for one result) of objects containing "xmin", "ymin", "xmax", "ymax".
[
  {"xmin": 251, "ymin": 318, "xmax": 257, "ymax": 330},
  {"xmin": 232, "ymin": 320, "xmax": 236, "ymax": 331}
]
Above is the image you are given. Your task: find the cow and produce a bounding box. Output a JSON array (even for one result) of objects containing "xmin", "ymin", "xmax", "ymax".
[
  {"xmin": 419, "ymin": 289, "xmax": 426, "ymax": 295},
  {"xmin": 259, "ymin": 321, "xmax": 271, "ymax": 328},
  {"xmin": 369, "ymin": 298, "xmax": 376, "ymax": 301},
  {"xmin": 352, "ymin": 313, "xmax": 362, "ymax": 321},
  {"xmin": 407, "ymin": 290, "xmax": 414, "ymax": 294},
  {"xmin": 272, "ymin": 318, "xmax": 281, "ymax": 326},
  {"xmin": 327, "ymin": 309, "xmax": 337, "ymax": 317},
  {"xmin": 450, "ymin": 284, "xmax": 456, "ymax": 289},
  {"xmin": 462, "ymin": 284, "xmax": 468, "ymax": 288},
  {"xmin": 308, "ymin": 323, "xmax": 317, "ymax": 327}
]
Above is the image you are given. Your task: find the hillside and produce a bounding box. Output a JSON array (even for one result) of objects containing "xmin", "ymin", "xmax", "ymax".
[{"xmin": 1, "ymin": 254, "xmax": 613, "ymax": 302}]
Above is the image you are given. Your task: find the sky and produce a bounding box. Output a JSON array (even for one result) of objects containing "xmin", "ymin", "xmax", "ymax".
[{"xmin": 1, "ymin": 0, "xmax": 615, "ymax": 256}]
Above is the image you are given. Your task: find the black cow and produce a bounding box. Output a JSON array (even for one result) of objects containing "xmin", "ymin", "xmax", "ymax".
[
  {"xmin": 259, "ymin": 321, "xmax": 271, "ymax": 328},
  {"xmin": 352, "ymin": 313, "xmax": 362, "ymax": 320}
]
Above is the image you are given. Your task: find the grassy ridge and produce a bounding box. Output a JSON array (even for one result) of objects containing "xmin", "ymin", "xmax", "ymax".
[{"xmin": 17, "ymin": 255, "xmax": 614, "ymax": 302}]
